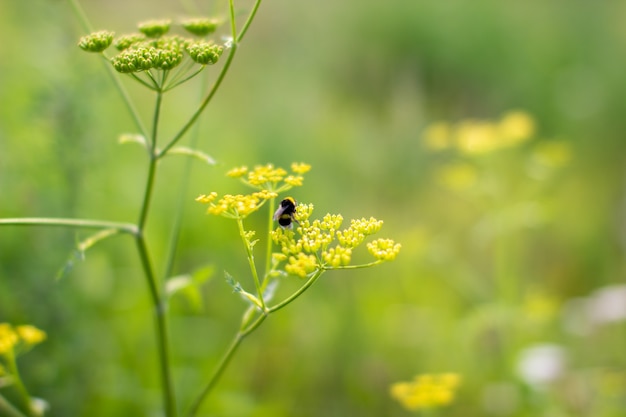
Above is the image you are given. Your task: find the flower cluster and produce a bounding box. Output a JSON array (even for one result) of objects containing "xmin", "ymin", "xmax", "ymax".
[
  {"xmin": 422, "ymin": 110, "xmax": 536, "ymax": 155},
  {"xmin": 390, "ymin": 373, "xmax": 461, "ymax": 411},
  {"xmin": 227, "ymin": 162, "xmax": 312, "ymax": 191},
  {"xmin": 0, "ymin": 323, "xmax": 46, "ymax": 356},
  {"xmin": 196, "ymin": 190, "xmax": 277, "ymax": 219},
  {"xmin": 272, "ymin": 205, "xmax": 400, "ymax": 277},
  {"xmin": 78, "ymin": 30, "xmax": 114, "ymax": 53},
  {"xmin": 79, "ymin": 18, "xmax": 226, "ymax": 79},
  {"xmin": 423, "ymin": 110, "xmax": 573, "ymax": 192}
]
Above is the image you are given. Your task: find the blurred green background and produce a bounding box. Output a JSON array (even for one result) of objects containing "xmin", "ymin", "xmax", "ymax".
[{"xmin": 1, "ymin": 0, "xmax": 625, "ymax": 416}]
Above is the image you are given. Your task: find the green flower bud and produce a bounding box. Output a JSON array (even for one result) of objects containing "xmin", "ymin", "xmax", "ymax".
[
  {"xmin": 186, "ymin": 41, "xmax": 224, "ymax": 65},
  {"xmin": 138, "ymin": 19, "xmax": 171, "ymax": 38},
  {"xmin": 111, "ymin": 47, "xmax": 157, "ymax": 73},
  {"xmin": 78, "ymin": 30, "xmax": 114, "ymax": 53},
  {"xmin": 114, "ymin": 33, "xmax": 145, "ymax": 51},
  {"xmin": 155, "ymin": 48, "xmax": 183, "ymax": 70},
  {"xmin": 181, "ymin": 18, "xmax": 220, "ymax": 36}
]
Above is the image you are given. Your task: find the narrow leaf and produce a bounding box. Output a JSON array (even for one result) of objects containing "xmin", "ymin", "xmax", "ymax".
[{"xmin": 165, "ymin": 146, "xmax": 217, "ymax": 165}]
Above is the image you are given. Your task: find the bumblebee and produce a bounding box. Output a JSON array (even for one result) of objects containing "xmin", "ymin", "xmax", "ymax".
[{"xmin": 273, "ymin": 197, "xmax": 297, "ymax": 228}]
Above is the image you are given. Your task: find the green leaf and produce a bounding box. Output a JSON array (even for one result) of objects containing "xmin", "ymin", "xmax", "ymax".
[
  {"xmin": 118, "ymin": 133, "xmax": 147, "ymax": 147},
  {"xmin": 225, "ymin": 271, "xmax": 263, "ymax": 309},
  {"xmin": 57, "ymin": 228, "xmax": 121, "ymax": 281},
  {"xmin": 166, "ymin": 266, "xmax": 214, "ymax": 312},
  {"xmin": 164, "ymin": 146, "xmax": 216, "ymax": 165}
]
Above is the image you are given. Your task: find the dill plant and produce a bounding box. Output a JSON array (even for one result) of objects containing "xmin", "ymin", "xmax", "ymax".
[{"xmin": 0, "ymin": 1, "xmax": 400, "ymax": 416}]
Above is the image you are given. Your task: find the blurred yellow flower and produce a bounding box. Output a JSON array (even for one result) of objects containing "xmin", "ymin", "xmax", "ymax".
[
  {"xmin": 391, "ymin": 373, "xmax": 461, "ymax": 411},
  {"xmin": 498, "ymin": 110, "xmax": 536, "ymax": 147},
  {"xmin": 291, "ymin": 162, "xmax": 311, "ymax": 174},
  {"xmin": 16, "ymin": 325, "xmax": 47, "ymax": 346},
  {"xmin": 0, "ymin": 323, "xmax": 18, "ymax": 355},
  {"xmin": 455, "ymin": 120, "xmax": 500, "ymax": 155}
]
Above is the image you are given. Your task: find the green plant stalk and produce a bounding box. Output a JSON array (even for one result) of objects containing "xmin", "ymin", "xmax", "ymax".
[
  {"xmin": 4, "ymin": 351, "xmax": 34, "ymax": 417},
  {"xmin": 268, "ymin": 269, "xmax": 324, "ymax": 313},
  {"xmin": 0, "ymin": 218, "xmax": 137, "ymax": 234},
  {"xmin": 162, "ymin": 68, "xmax": 210, "ymax": 280},
  {"xmin": 133, "ymin": 89, "xmax": 177, "ymax": 417},
  {"xmin": 186, "ymin": 267, "xmax": 323, "ymax": 416},
  {"xmin": 157, "ymin": 0, "xmax": 263, "ymax": 158},
  {"xmin": 262, "ymin": 198, "xmax": 277, "ymax": 287},
  {"xmin": 236, "ymin": 217, "xmax": 267, "ymax": 311},
  {"xmin": 135, "ymin": 237, "xmax": 176, "ymax": 417},
  {"xmin": 0, "ymin": 393, "xmax": 28, "ymax": 417}
]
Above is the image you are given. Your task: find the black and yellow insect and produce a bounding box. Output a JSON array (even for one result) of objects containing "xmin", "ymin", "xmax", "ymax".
[{"xmin": 273, "ymin": 197, "xmax": 297, "ymax": 228}]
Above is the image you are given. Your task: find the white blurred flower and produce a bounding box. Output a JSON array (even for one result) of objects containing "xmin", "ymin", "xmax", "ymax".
[
  {"xmin": 587, "ymin": 284, "xmax": 626, "ymax": 325},
  {"xmin": 516, "ymin": 344, "xmax": 566, "ymax": 388},
  {"xmin": 562, "ymin": 284, "xmax": 626, "ymax": 336}
]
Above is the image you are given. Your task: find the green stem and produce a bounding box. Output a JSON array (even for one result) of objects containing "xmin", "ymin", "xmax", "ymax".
[
  {"xmin": 323, "ymin": 260, "xmax": 383, "ymax": 270},
  {"xmin": 135, "ymin": 236, "xmax": 177, "ymax": 417},
  {"xmin": 236, "ymin": 0, "xmax": 263, "ymax": 43},
  {"xmin": 0, "ymin": 218, "xmax": 137, "ymax": 234},
  {"xmin": 162, "ymin": 68, "xmax": 210, "ymax": 279},
  {"xmin": 262, "ymin": 198, "xmax": 276, "ymax": 287},
  {"xmin": 156, "ymin": 44, "xmax": 237, "ymax": 158},
  {"xmin": 4, "ymin": 351, "xmax": 34, "ymax": 417},
  {"xmin": 236, "ymin": 218, "xmax": 266, "ymax": 311},
  {"xmin": 0, "ymin": 393, "xmax": 28, "ymax": 417},
  {"xmin": 269, "ymin": 269, "xmax": 324, "ymax": 313}
]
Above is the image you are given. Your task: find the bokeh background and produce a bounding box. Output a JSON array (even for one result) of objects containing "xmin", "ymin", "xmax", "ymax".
[{"xmin": 1, "ymin": 0, "xmax": 626, "ymax": 416}]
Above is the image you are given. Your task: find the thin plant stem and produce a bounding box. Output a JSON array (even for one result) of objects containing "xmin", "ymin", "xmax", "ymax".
[
  {"xmin": 67, "ymin": 0, "xmax": 150, "ymax": 141},
  {"xmin": 135, "ymin": 236, "xmax": 177, "ymax": 417},
  {"xmin": 236, "ymin": 217, "xmax": 267, "ymax": 311},
  {"xmin": 156, "ymin": 44, "xmax": 237, "ymax": 158},
  {"xmin": 269, "ymin": 269, "xmax": 324, "ymax": 313},
  {"xmin": 236, "ymin": 0, "xmax": 263, "ymax": 43},
  {"xmin": 0, "ymin": 393, "xmax": 28, "ymax": 417},
  {"xmin": 4, "ymin": 351, "xmax": 34, "ymax": 417},
  {"xmin": 0, "ymin": 218, "xmax": 137, "ymax": 234},
  {"xmin": 262, "ymin": 198, "xmax": 276, "ymax": 287},
  {"xmin": 162, "ymin": 67, "xmax": 210, "ymax": 279}
]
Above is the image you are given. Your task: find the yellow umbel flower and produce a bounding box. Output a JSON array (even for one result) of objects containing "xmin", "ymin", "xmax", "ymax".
[
  {"xmin": 367, "ymin": 239, "xmax": 401, "ymax": 261},
  {"xmin": 198, "ymin": 191, "xmax": 276, "ymax": 218},
  {"xmin": 0, "ymin": 323, "xmax": 18, "ymax": 355},
  {"xmin": 390, "ymin": 373, "xmax": 461, "ymax": 411},
  {"xmin": 16, "ymin": 325, "xmax": 47, "ymax": 346}
]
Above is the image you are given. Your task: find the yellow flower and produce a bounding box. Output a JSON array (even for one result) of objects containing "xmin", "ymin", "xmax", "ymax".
[
  {"xmin": 284, "ymin": 175, "xmax": 303, "ymax": 186},
  {"xmin": 322, "ymin": 246, "xmax": 352, "ymax": 267},
  {"xmin": 0, "ymin": 323, "xmax": 18, "ymax": 355},
  {"xmin": 390, "ymin": 373, "xmax": 461, "ymax": 411},
  {"xmin": 285, "ymin": 253, "xmax": 318, "ymax": 278},
  {"xmin": 367, "ymin": 239, "xmax": 401, "ymax": 261},
  {"xmin": 204, "ymin": 192, "xmax": 273, "ymax": 218},
  {"xmin": 16, "ymin": 325, "xmax": 47, "ymax": 345},
  {"xmin": 291, "ymin": 162, "xmax": 311, "ymax": 174},
  {"xmin": 247, "ymin": 164, "xmax": 288, "ymax": 186},
  {"xmin": 498, "ymin": 110, "xmax": 535, "ymax": 147},
  {"xmin": 455, "ymin": 120, "xmax": 500, "ymax": 155},
  {"xmin": 226, "ymin": 166, "xmax": 248, "ymax": 178}
]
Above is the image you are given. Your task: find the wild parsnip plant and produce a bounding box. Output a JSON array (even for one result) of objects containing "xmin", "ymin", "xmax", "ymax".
[{"xmin": 0, "ymin": 1, "xmax": 400, "ymax": 416}]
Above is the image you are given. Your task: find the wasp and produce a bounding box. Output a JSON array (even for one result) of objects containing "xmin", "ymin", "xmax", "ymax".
[{"xmin": 273, "ymin": 197, "xmax": 297, "ymax": 228}]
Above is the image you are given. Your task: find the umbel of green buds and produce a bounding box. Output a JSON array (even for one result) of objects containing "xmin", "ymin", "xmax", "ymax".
[
  {"xmin": 181, "ymin": 18, "xmax": 220, "ymax": 36},
  {"xmin": 186, "ymin": 41, "xmax": 224, "ymax": 65},
  {"xmin": 78, "ymin": 31, "xmax": 114, "ymax": 53},
  {"xmin": 138, "ymin": 19, "xmax": 171, "ymax": 38}
]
